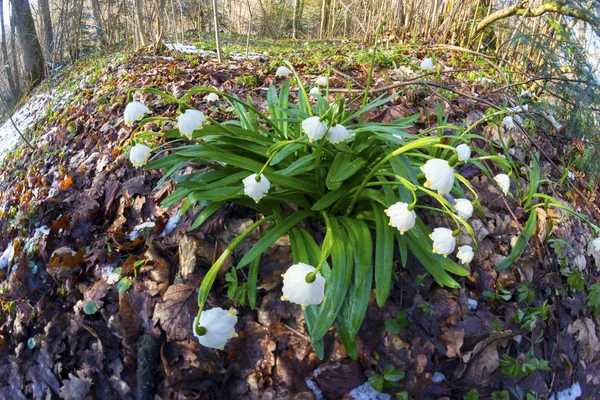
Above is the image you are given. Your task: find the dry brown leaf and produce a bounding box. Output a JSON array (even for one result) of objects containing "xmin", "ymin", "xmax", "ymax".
[
  {"xmin": 456, "ymin": 330, "xmax": 512, "ymax": 386},
  {"xmin": 439, "ymin": 328, "xmax": 464, "ymax": 358},
  {"xmin": 570, "ymin": 318, "xmax": 600, "ymax": 362},
  {"xmin": 154, "ymin": 284, "xmax": 197, "ymax": 342}
]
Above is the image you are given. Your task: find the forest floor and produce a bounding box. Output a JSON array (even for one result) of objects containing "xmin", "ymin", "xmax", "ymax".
[{"xmin": 1, "ymin": 37, "xmax": 600, "ymax": 400}]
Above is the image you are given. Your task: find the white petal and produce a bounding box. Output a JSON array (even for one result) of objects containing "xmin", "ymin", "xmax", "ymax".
[
  {"xmin": 309, "ymin": 87, "xmax": 320, "ymax": 96},
  {"xmin": 456, "ymin": 245, "xmax": 474, "ymax": 264},
  {"xmin": 456, "ymin": 144, "xmax": 471, "ymax": 161},
  {"xmin": 282, "ymin": 263, "xmax": 325, "ymax": 307},
  {"xmin": 421, "ymin": 58, "xmax": 434, "ymax": 70},
  {"xmin": 243, "ymin": 173, "xmax": 270, "ymax": 203},
  {"xmin": 422, "ymin": 159, "xmax": 455, "ymax": 194},
  {"xmin": 129, "ymin": 144, "xmax": 152, "ymax": 167},
  {"xmin": 431, "ymin": 227, "xmax": 456, "ymax": 256},
  {"xmin": 206, "ymin": 93, "xmax": 219, "ymax": 102},
  {"xmin": 592, "ymin": 237, "xmax": 600, "ymax": 252},
  {"xmin": 315, "ymin": 76, "xmax": 329, "ymax": 86},
  {"xmin": 124, "ymin": 101, "xmax": 149, "ymax": 125},
  {"xmin": 302, "ymin": 116, "xmax": 327, "ymax": 142},
  {"xmin": 327, "ymin": 124, "xmax": 350, "ymax": 144},
  {"xmin": 494, "ymin": 174, "xmax": 510, "ymax": 195},
  {"xmin": 178, "ymin": 109, "xmax": 206, "ymax": 139},
  {"xmin": 502, "ymin": 116, "xmax": 515, "ymax": 130},
  {"xmin": 385, "ymin": 202, "xmax": 416, "ymax": 234},
  {"xmin": 454, "ymin": 199, "xmax": 473, "ymax": 220},
  {"xmin": 194, "ymin": 308, "xmax": 237, "ymax": 349},
  {"xmin": 276, "ymin": 66, "xmax": 292, "ymax": 77}
]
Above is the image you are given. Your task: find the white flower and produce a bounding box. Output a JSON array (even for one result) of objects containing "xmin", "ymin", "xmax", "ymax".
[
  {"xmin": 193, "ymin": 307, "xmax": 238, "ymax": 350},
  {"xmin": 592, "ymin": 237, "xmax": 600, "ymax": 252},
  {"xmin": 243, "ymin": 173, "xmax": 270, "ymax": 203},
  {"xmin": 494, "ymin": 174, "xmax": 510, "ymax": 195},
  {"xmin": 430, "ymin": 227, "xmax": 456, "ymax": 257},
  {"xmin": 385, "ymin": 202, "xmax": 416, "ymax": 234},
  {"xmin": 129, "ymin": 144, "xmax": 152, "ymax": 167},
  {"xmin": 302, "ymin": 116, "xmax": 327, "ymax": 142},
  {"xmin": 456, "ymin": 245, "xmax": 474, "ymax": 264},
  {"xmin": 309, "ymin": 87, "xmax": 320, "ymax": 96},
  {"xmin": 276, "ymin": 66, "xmax": 292, "ymax": 78},
  {"xmin": 327, "ymin": 124, "xmax": 350, "ymax": 144},
  {"xmin": 421, "ymin": 58, "xmax": 434, "ymax": 70},
  {"xmin": 315, "ymin": 76, "xmax": 329, "ymax": 86},
  {"xmin": 454, "ymin": 199, "xmax": 473, "ymax": 220},
  {"xmin": 456, "ymin": 144, "xmax": 471, "ymax": 161},
  {"xmin": 281, "ymin": 262, "xmax": 325, "ymax": 308},
  {"xmin": 502, "ymin": 115, "xmax": 515, "ymax": 130},
  {"xmin": 421, "ymin": 159, "xmax": 455, "ymax": 195},
  {"xmin": 178, "ymin": 109, "xmax": 206, "ymax": 139},
  {"xmin": 206, "ymin": 92, "xmax": 219, "ymax": 102},
  {"xmin": 124, "ymin": 101, "xmax": 149, "ymax": 125}
]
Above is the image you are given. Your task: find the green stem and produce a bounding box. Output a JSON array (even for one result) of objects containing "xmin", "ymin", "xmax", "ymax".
[
  {"xmin": 360, "ymin": 20, "xmax": 386, "ymax": 120},
  {"xmin": 346, "ymin": 136, "xmax": 439, "ymax": 214},
  {"xmin": 195, "ymin": 216, "xmax": 275, "ymax": 330}
]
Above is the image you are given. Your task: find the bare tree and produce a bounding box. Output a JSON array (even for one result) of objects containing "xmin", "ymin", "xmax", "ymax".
[
  {"xmin": 213, "ymin": 0, "xmax": 223, "ymax": 62},
  {"xmin": 0, "ymin": 0, "xmax": 17, "ymax": 98},
  {"xmin": 10, "ymin": 0, "xmax": 45, "ymax": 84}
]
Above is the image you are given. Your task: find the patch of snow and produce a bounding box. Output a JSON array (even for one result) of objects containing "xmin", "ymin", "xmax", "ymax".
[
  {"xmin": 0, "ymin": 240, "xmax": 15, "ymax": 269},
  {"xmin": 347, "ymin": 382, "xmax": 391, "ymax": 400},
  {"xmin": 160, "ymin": 56, "xmax": 175, "ymax": 61},
  {"xmin": 305, "ymin": 378, "xmax": 324, "ymax": 400},
  {"xmin": 165, "ymin": 42, "xmax": 215, "ymax": 57},
  {"xmin": 128, "ymin": 222, "xmax": 156, "ymax": 241},
  {"xmin": 467, "ymin": 298, "xmax": 478, "ymax": 310},
  {"xmin": 432, "ymin": 371, "xmax": 445, "ymax": 383},
  {"xmin": 161, "ymin": 213, "xmax": 181, "ymax": 237},
  {"xmin": 549, "ymin": 382, "xmax": 582, "ymax": 400}
]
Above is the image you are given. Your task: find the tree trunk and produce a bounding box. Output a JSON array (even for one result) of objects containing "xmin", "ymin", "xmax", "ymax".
[
  {"xmin": 0, "ymin": 0, "xmax": 16, "ymax": 98},
  {"xmin": 10, "ymin": 0, "xmax": 45, "ymax": 85},
  {"xmin": 213, "ymin": 0, "xmax": 223, "ymax": 62},
  {"xmin": 292, "ymin": 0, "xmax": 299, "ymax": 39},
  {"xmin": 91, "ymin": 0, "xmax": 104, "ymax": 45},
  {"xmin": 134, "ymin": 0, "xmax": 148, "ymax": 46},
  {"xmin": 319, "ymin": 0, "xmax": 329, "ymax": 39},
  {"xmin": 38, "ymin": 0, "xmax": 54, "ymax": 59}
]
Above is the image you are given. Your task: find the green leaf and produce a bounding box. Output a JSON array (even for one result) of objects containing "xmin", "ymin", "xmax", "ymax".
[
  {"xmin": 117, "ymin": 277, "xmax": 132, "ymax": 293},
  {"xmin": 83, "ymin": 302, "xmax": 98, "ymax": 315},
  {"xmin": 385, "ymin": 311, "xmax": 408, "ymax": 334},
  {"xmin": 372, "ymin": 202, "xmax": 395, "ymax": 306},
  {"xmin": 368, "ymin": 374, "xmax": 384, "ymax": 392},
  {"xmin": 336, "ymin": 217, "xmax": 373, "ymax": 359},
  {"xmin": 567, "ymin": 270, "xmax": 585, "ymax": 292},
  {"xmin": 311, "ymin": 217, "xmax": 353, "ymax": 343},
  {"xmin": 237, "ymin": 210, "xmax": 314, "ymax": 269},
  {"xmin": 312, "ymin": 189, "xmax": 348, "ymax": 211},
  {"xmin": 326, "ymin": 153, "xmax": 366, "ymax": 191},
  {"xmin": 464, "ymin": 389, "xmax": 479, "ymax": 400},
  {"xmin": 247, "ymin": 256, "xmax": 261, "ymax": 310},
  {"xmin": 383, "ymin": 368, "xmax": 405, "ymax": 382},
  {"xmin": 495, "ymin": 210, "xmax": 537, "ymax": 271},
  {"xmin": 588, "ymin": 283, "xmax": 600, "ymax": 313},
  {"xmin": 188, "ymin": 202, "xmax": 223, "ymax": 231}
]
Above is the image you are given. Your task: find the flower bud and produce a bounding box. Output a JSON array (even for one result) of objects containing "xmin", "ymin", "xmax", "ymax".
[{"xmin": 456, "ymin": 144, "xmax": 471, "ymax": 161}]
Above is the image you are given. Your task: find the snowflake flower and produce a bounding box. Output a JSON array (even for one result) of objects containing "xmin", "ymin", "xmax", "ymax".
[
  {"xmin": 430, "ymin": 227, "xmax": 456, "ymax": 257},
  {"xmin": 385, "ymin": 202, "xmax": 416, "ymax": 234},
  {"xmin": 193, "ymin": 308, "xmax": 238, "ymax": 350},
  {"xmin": 129, "ymin": 144, "xmax": 152, "ymax": 167},
  {"xmin": 456, "ymin": 245, "xmax": 474, "ymax": 264},
  {"xmin": 302, "ymin": 116, "xmax": 327, "ymax": 142},
  {"xmin": 243, "ymin": 173, "xmax": 270, "ymax": 203},
  {"xmin": 124, "ymin": 101, "xmax": 149, "ymax": 125},
  {"xmin": 178, "ymin": 109, "xmax": 206, "ymax": 139},
  {"xmin": 454, "ymin": 198, "xmax": 473, "ymax": 220},
  {"xmin": 421, "ymin": 159, "xmax": 455, "ymax": 195},
  {"xmin": 281, "ymin": 262, "xmax": 325, "ymax": 308}
]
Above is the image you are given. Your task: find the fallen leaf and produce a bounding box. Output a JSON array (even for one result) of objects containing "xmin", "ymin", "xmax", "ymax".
[
  {"xmin": 570, "ymin": 318, "xmax": 600, "ymax": 362},
  {"xmin": 154, "ymin": 284, "xmax": 197, "ymax": 342}
]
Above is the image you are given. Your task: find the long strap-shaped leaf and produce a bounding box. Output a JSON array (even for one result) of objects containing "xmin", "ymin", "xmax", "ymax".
[
  {"xmin": 310, "ymin": 217, "xmax": 354, "ymax": 343},
  {"xmin": 336, "ymin": 217, "xmax": 373, "ymax": 359},
  {"xmin": 236, "ymin": 210, "xmax": 315, "ymax": 269},
  {"xmin": 372, "ymin": 202, "xmax": 395, "ymax": 307}
]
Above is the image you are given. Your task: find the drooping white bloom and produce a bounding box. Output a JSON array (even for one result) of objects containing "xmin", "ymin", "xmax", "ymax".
[
  {"xmin": 454, "ymin": 198, "xmax": 474, "ymax": 220},
  {"xmin": 421, "ymin": 58, "xmax": 434, "ymax": 70},
  {"xmin": 385, "ymin": 202, "xmax": 416, "ymax": 234},
  {"xmin": 276, "ymin": 66, "xmax": 292, "ymax": 78},
  {"xmin": 456, "ymin": 144, "xmax": 471, "ymax": 161},
  {"xmin": 456, "ymin": 245, "xmax": 474, "ymax": 264},
  {"xmin": 129, "ymin": 144, "xmax": 152, "ymax": 167},
  {"xmin": 243, "ymin": 173, "xmax": 270, "ymax": 203},
  {"xmin": 309, "ymin": 87, "xmax": 321, "ymax": 96},
  {"xmin": 124, "ymin": 101, "xmax": 149, "ymax": 125},
  {"xmin": 206, "ymin": 92, "xmax": 219, "ymax": 102},
  {"xmin": 193, "ymin": 307, "xmax": 238, "ymax": 350},
  {"xmin": 315, "ymin": 76, "xmax": 329, "ymax": 86},
  {"xmin": 302, "ymin": 116, "xmax": 327, "ymax": 142},
  {"xmin": 178, "ymin": 109, "xmax": 206, "ymax": 139},
  {"xmin": 430, "ymin": 227, "xmax": 456, "ymax": 257},
  {"xmin": 327, "ymin": 124, "xmax": 350, "ymax": 144},
  {"xmin": 281, "ymin": 262, "xmax": 325, "ymax": 308},
  {"xmin": 494, "ymin": 173, "xmax": 510, "ymax": 195},
  {"xmin": 502, "ymin": 115, "xmax": 515, "ymax": 130},
  {"xmin": 421, "ymin": 159, "xmax": 455, "ymax": 195},
  {"xmin": 591, "ymin": 237, "xmax": 600, "ymax": 252}
]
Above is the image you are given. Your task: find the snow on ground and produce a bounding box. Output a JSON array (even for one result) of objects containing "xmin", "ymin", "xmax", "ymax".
[
  {"xmin": 0, "ymin": 88, "xmax": 72, "ymax": 162},
  {"xmin": 164, "ymin": 42, "xmax": 262, "ymax": 61}
]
